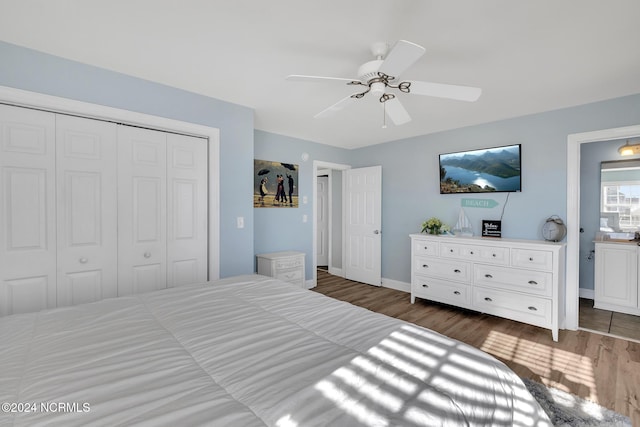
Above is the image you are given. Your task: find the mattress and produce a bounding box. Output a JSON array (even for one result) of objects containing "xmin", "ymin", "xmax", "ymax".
[{"xmin": 0, "ymin": 274, "xmax": 551, "ymax": 426}]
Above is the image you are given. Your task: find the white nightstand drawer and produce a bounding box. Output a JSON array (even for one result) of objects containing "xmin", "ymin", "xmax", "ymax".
[
  {"xmin": 276, "ymin": 257, "xmax": 303, "ymax": 269},
  {"xmin": 276, "ymin": 268, "xmax": 303, "ymax": 283}
]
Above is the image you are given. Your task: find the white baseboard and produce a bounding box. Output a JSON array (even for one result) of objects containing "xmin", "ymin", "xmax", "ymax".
[
  {"xmin": 382, "ymin": 278, "xmax": 411, "ymax": 294},
  {"xmin": 579, "ymin": 288, "xmax": 595, "ymax": 299},
  {"xmin": 328, "ymin": 267, "xmax": 343, "ymax": 277}
]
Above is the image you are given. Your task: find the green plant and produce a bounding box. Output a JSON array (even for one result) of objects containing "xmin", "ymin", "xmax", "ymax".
[{"xmin": 421, "ymin": 217, "xmax": 443, "ymax": 234}]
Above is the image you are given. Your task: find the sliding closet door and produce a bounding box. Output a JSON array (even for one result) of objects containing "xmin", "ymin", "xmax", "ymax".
[
  {"xmin": 56, "ymin": 115, "xmax": 118, "ymax": 306},
  {"xmin": 167, "ymin": 134, "xmax": 208, "ymax": 286},
  {"xmin": 0, "ymin": 105, "xmax": 56, "ymax": 315},
  {"xmin": 117, "ymin": 126, "xmax": 167, "ymax": 295}
]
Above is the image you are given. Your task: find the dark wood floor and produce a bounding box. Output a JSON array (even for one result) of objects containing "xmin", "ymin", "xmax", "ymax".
[{"xmin": 312, "ymin": 269, "xmax": 640, "ymax": 424}]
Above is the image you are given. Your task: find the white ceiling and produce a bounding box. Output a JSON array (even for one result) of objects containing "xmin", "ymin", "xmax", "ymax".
[{"xmin": 1, "ymin": 0, "xmax": 639, "ymax": 149}]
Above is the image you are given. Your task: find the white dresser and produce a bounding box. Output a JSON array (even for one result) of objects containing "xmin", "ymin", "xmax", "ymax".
[
  {"xmin": 256, "ymin": 251, "xmax": 306, "ymax": 288},
  {"xmin": 410, "ymin": 234, "xmax": 565, "ymax": 341}
]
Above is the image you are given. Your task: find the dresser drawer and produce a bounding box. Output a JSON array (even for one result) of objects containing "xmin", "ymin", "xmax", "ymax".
[
  {"xmin": 439, "ymin": 243, "xmax": 509, "ymax": 265},
  {"xmin": 511, "ymin": 248, "xmax": 553, "ymax": 271},
  {"xmin": 473, "ymin": 287, "xmax": 552, "ymax": 328},
  {"xmin": 413, "ymin": 239, "xmax": 438, "ymax": 257},
  {"xmin": 275, "ymin": 268, "xmax": 303, "ymax": 283},
  {"xmin": 276, "ymin": 257, "xmax": 304, "ymax": 269},
  {"xmin": 413, "ymin": 275, "xmax": 471, "ymax": 307},
  {"xmin": 414, "ymin": 256, "xmax": 471, "ymax": 283},
  {"xmin": 474, "ymin": 264, "xmax": 552, "ymax": 297}
]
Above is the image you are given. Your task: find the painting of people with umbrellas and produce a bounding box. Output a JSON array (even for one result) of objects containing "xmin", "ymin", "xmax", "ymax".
[{"xmin": 254, "ymin": 159, "xmax": 299, "ymax": 208}]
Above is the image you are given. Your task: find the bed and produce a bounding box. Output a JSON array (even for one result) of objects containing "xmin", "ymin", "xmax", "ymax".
[{"xmin": 0, "ymin": 274, "xmax": 551, "ymax": 426}]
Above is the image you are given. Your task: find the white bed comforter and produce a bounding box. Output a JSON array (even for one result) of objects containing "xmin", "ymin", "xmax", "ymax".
[{"xmin": 0, "ymin": 275, "xmax": 551, "ymax": 426}]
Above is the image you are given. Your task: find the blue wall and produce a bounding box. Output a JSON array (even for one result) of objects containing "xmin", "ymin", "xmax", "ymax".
[
  {"xmin": 253, "ymin": 130, "xmax": 350, "ymax": 279},
  {"xmin": 351, "ymin": 95, "xmax": 640, "ymax": 283},
  {"xmin": 0, "ymin": 41, "xmax": 255, "ymax": 277}
]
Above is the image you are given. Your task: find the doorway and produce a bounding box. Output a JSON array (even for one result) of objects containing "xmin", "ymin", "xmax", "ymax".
[
  {"xmin": 567, "ymin": 124, "xmax": 640, "ymax": 338},
  {"xmin": 312, "ymin": 161, "xmax": 350, "ymax": 287}
]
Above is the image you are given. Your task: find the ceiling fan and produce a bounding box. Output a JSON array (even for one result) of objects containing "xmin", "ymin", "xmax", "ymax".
[{"xmin": 287, "ymin": 40, "xmax": 482, "ymax": 126}]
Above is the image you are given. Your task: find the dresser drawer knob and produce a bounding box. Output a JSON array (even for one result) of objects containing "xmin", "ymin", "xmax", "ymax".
[
  {"xmin": 528, "ymin": 280, "xmax": 538, "ymax": 285},
  {"xmin": 79, "ymin": 257, "xmax": 88, "ymax": 264},
  {"xmin": 528, "ymin": 306, "xmax": 538, "ymax": 311},
  {"xmin": 470, "ymin": 251, "xmax": 474, "ymax": 255},
  {"xmin": 492, "ymin": 253, "xmax": 497, "ymax": 257},
  {"xmin": 450, "ymin": 249, "xmax": 454, "ymax": 253},
  {"xmin": 484, "ymin": 274, "xmax": 493, "ymax": 279},
  {"xmin": 529, "ymin": 257, "xmax": 534, "ymax": 261},
  {"xmin": 422, "ymin": 264, "xmax": 429, "ymax": 268},
  {"xmin": 453, "ymin": 291, "xmax": 461, "ymax": 295},
  {"xmin": 424, "ymin": 246, "xmax": 428, "ymax": 250},
  {"xmin": 454, "ymin": 269, "xmax": 461, "ymax": 273},
  {"xmin": 484, "ymin": 297, "xmax": 493, "ymax": 302},
  {"xmin": 422, "ymin": 284, "xmax": 429, "ymax": 288}
]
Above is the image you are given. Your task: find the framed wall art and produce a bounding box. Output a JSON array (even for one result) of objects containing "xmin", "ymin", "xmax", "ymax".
[{"xmin": 254, "ymin": 159, "xmax": 299, "ymax": 208}]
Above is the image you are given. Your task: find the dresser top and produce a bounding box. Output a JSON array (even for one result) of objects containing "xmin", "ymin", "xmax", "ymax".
[
  {"xmin": 410, "ymin": 233, "xmax": 565, "ymax": 248},
  {"xmin": 256, "ymin": 251, "xmax": 305, "ymax": 260}
]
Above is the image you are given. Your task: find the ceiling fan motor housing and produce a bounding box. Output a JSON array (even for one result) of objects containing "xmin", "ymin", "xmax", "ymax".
[{"xmin": 358, "ymin": 60, "xmax": 385, "ymax": 83}]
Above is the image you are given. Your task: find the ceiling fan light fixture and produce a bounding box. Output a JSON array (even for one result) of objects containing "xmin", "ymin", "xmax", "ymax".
[
  {"xmin": 370, "ymin": 82, "xmax": 386, "ymax": 97},
  {"xmin": 618, "ymin": 140, "xmax": 640, "ymax": 156}
]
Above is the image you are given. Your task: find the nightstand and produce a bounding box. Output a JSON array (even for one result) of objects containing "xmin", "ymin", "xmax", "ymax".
[{"xmin": 256, "ymin": 251, "xmax": 305, "ymax": 288}]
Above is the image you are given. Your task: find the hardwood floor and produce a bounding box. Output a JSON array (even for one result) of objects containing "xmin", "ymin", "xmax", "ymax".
[
  {"xmin": 313, "ymin": 269, "xmax": 640, "ymax": 424},
  {"xmin": 580, "ymin": 297, "xmax": 640, "ymax": 341}
]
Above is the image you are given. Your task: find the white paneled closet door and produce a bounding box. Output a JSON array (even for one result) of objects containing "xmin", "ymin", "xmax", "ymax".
[
  {"xmin": 167, "ymin": 133, "xmax": 208, "ymax": 286},
  {"xmin": 0, "ymin": 105, "xmax": 56, "ymax": 315},
  {"xmin": 56, "ymin": 115, "xmax": 118, "ymax": 306},
  {"xmin": 117, "ymin": 125, "xmax": 168, "ymax": 295}
]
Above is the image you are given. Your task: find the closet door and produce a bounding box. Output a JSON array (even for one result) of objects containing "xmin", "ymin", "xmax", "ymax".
[
  {"xmin": 167, "ymin": 134, "xmax": 208, "ymax": 286},
  {"xmin": 56, "ymin": 115, "xmax": 118, "ymax": 306},
  {"xmin": 117, "ymin": 126, "xmax": 167, "ymax": 295},
  {"xmin": 0, "ymin": 105, "xmax": 56, "ymax": 315}
]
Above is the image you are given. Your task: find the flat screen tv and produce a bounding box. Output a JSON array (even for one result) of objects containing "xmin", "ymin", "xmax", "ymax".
[{"xmin": 439, "ymin": 144, "xmax": 521, "ymax": 194}]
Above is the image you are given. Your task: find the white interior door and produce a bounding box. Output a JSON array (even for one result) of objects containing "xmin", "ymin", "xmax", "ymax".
[
  {"xmin": 167, "ymin": 133, "xmax": 208, "ymax": 286},
  {"xmin": 317, "ymin": 175, "xmax": 329, "ymax": 267},
  {"xmin": 117, "ymin": 125, "xmax": 167, "ymax": 295},
  {"xmin": 56, "ymin": 115, "xmax": 118, "ymax": 306},
  {"xmin": 0, "ymin": 105, "xmax": 56, "ymax": 315},
  {"xmin": 345, "ymin": 166, "xmax": 382, "ymax": 286}
]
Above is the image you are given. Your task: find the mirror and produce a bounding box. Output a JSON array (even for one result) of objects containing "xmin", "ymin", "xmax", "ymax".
[{"xmin": 600, "ymin": 159, "xmax": 640, "ymax": 237}]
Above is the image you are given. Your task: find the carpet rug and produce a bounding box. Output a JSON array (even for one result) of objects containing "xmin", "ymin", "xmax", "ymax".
[{"xmin": 522, "ymin": 378, "xmax": 631, "ymax": 427}]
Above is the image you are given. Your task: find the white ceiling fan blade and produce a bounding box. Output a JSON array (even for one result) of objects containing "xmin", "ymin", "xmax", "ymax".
[
  {"xmin": 384, "ymin": 97, "xmax": 411, "ymax": 125},
  {"xmin": 378, "ymin": 40, "xmax": 426, "ymax": 78},
  {"xmin": 286, "ymin": 74, "xmax": 357, "ymax": 84},
  {"xmin": 408, "ymin": 81, "xmax": 482, "ymax": 102},
  {"xmin": 314, "ymin": 94, "xmax": 358, "ymax": 119}
]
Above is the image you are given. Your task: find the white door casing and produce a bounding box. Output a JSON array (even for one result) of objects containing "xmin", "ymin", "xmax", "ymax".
[
  {"xmin": 56, "ymin": 114, "xmax": 118, "ymax": 306},
  {"xmin": 317, "ymin": 175, "xmax": 329, "ymax": 266},
  {"xmin": 167, "ymin": 133, "xmax": 208, "ymax": 286},
  {"xmin": 345, "ymin": 166, "xmax": 382, "ymax": 286},
  {"xmin": 0, "ymin": 105, "xmax": 57, "ymax": 315},
  {"xmin": 117, "ymin": 125, "xmax": 168, "ymax": 295}
]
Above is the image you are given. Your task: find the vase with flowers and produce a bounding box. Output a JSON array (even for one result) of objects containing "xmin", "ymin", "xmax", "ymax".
[{"xmin": 421, "ymin": 217, "xmax": 448, "ymax": 235}]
